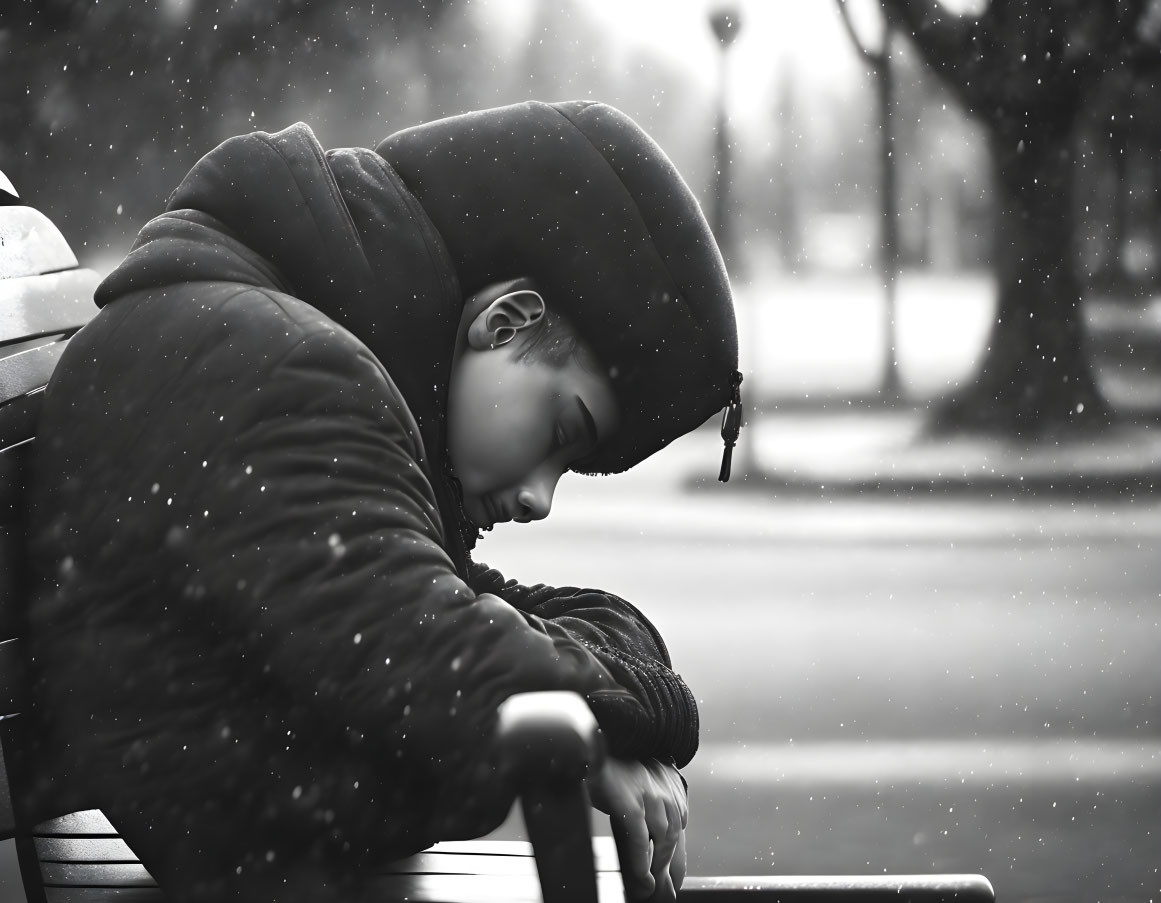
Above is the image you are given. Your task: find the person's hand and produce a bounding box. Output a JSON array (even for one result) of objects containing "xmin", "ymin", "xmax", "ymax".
[{"xmin": 586, "ymin": 757, "xmax": 688, "ymax": 902}]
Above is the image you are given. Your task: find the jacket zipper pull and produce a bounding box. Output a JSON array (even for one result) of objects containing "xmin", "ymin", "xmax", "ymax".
[{"xmin": 718, "ymin": 370, "xmax": 744, "ymax": 482}]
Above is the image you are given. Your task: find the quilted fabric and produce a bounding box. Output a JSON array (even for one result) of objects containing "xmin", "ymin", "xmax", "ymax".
[{"xmin": 23, "ymin": 118, "xmax": 700, "ymax": 886}]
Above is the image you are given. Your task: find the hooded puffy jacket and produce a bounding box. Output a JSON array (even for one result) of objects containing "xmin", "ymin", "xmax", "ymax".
[{"xmin": 24, "ymin": 115, "xmax": 702, "ymax": 865}]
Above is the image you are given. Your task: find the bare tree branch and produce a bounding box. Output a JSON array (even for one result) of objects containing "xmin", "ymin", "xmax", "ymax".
[
  {"xmin": 834, "ymin": 0, "xmax": 886, "ymax": 71},
  {"xmin": 879, "ymin": 0, "xmax": 989, "ymax": 109},
  {"xmin": 879, "ymin": 0, "xmax": 979, "ymax": 71}
]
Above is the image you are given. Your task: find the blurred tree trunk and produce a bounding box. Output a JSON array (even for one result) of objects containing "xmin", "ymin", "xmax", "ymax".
[
  {"xmin": 959, "ymin": 117, "xmax": 1105, "ymax": 433},
  {"xmin": 768, "ymin": 62, "xmax": 805, "ymax": 271},
  {"xmin": 879, "ymin": 0, "xmax": 1159, "ymax": 437}
]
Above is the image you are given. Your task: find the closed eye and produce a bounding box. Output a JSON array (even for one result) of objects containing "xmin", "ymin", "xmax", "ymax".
[
  {"xmin": 575, "ymin": 397, "xmax": 598, "ymax": 452},
  {"xmin": 554, "ymin": 398, "xmax": 598, "ymax": 458}
]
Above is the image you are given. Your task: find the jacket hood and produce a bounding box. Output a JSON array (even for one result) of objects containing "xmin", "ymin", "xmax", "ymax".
[
  {"xmin": 99, "ymin": 124, "xmax": 374, "ymax": 312},
  {"xmin": 96, "ymin": 122, "xmax": 478, "ymax": 563},
  {"xmin": 97, "ymin": 122, "xmax": 461, "ymax": 470},
  {"xmin": 377, "ymin": 100, "xmax": 739, "ymax": 475},
  {"xmin": 98, "ymin": 100, "xmax": 739, "ymax": 492}
]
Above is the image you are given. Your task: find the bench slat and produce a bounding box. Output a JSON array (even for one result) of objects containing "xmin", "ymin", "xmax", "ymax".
[
  {"xmin": 679, "ymin": 875, "xmax": 996, "ymax": 901},
  {"xmin": 0, "ymin": 439, "xmax": 31, "ymax": 514},
  {"xmin": 387, "ymin": 852, "xmax": 540, "ymax": 877},
  {"xmin": 390, "ymin": 840, "xmax": 620, "ymax": 875},
  {"xmin": 0, "ymin": 637, "xmax": 23, "ymax": 717},
  {"xmin": 0, "ymin": 395, "xmax": 41, "ymax": 455},
  {"xmin": 369, "ymin": 872, "xmax": 601, "ymax": 903},
  {"xmin": 0, "ymin": 340, "xmax": 67, "ymax": 404},
  {"xmin": 369, "ymin": 872, "xmax": 996, "ymax": 902},
  {"xmin": 40, "ymin": 863, "xmax": 156, "ymax": 887},
  {"xmin": 45, "ymin": 889, "xmax": 165, "ymax": 903},
  {"xmin": 0, "ymin": 207, "xmax": 80, "ymax": 279},
  {"xmin": 0, "ymin": 341, "xmax": 64, "ymax": 452},
  {"xmin": 36, "ymin": 809, "xmax": 120, "ymax": 836},
  {"xmin": 425, "ymin": 838, "xmax": 534, "ymax": 856},
  {"xmin": 0, "ymin": 269, "xmax": 98, "ymax": 346},
  {"xmin": 0, "ymin": 170, "xmax": 17, "ymax": 203},
  {"xmin": 34, "ymin": 838, "xmax": 141, "ymax": 863}
]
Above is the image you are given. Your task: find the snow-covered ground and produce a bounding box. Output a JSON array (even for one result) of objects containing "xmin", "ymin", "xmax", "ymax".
[
  {"xmin": 734, "ymin": 270, "xmax": 1161, "ymax": 410},
  {"xmin": 734, "ymin": 271, "xmax": 997, "ymax": 402}
]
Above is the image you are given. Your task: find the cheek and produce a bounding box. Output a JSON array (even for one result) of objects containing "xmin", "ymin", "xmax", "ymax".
[{"xmin": 448, "ymin": 368, "xmax": 540, "ymax": 491}]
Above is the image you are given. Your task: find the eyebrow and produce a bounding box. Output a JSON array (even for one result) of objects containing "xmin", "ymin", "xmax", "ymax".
[{"xmin": 576, "ymin": 396, "xmax": 599, "ymax": 449}]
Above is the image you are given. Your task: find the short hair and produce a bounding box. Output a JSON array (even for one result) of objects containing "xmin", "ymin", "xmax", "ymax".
[{"xmin": 513, "ymin": 305, "xmax": 599, "ymax": 374}]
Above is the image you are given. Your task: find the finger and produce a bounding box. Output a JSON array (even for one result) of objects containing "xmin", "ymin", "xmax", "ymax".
[
  {"xmin": 659, "ymin": 765, "xmax": 689, "ymax": 829},
  {"xmin": 612, "ymin": 809, "xmax": 655, "ymax": 900},
  {"xmin": 652, "ymin": 866, "xmax": 676, "ymax": 903},
  {"xmin": 645, "ymin": 760, "xmax": 688, "ymax": 828},
  {"xmin": 646, "ymin": 798, "xmax": 679, "ymax": 901},
  {"xmin": 650, "ymin": 844, "xmax": 678, "ymax": 900},
  {"xmin": 673, "ymin": 779, "xmax": 689, "ymax": 830},
  {"xmin": 648, "ymin": 797, "xmax": 679, "ymax": 869},
  {"xmin": 671, "ymin": 828, "xmax": 687, "ymax": 892}
]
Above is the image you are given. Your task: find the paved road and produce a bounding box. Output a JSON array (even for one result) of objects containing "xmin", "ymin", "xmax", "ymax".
[{"xmin": 478, "ymin": 448, "xmax": 1161, "ymax": 902}]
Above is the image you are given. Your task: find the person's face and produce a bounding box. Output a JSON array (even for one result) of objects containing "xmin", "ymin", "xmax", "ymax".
[{"xmin": 447, "ymin": 328, "xmax": 618, "ymax": 529}]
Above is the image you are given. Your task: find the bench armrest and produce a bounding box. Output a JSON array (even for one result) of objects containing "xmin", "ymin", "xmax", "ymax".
[{"xmin": 496, "ymin": 690, "xmax": 605, "ymax": 903}]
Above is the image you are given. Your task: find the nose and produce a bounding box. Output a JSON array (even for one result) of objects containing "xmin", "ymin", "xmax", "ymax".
[{"xmin": 514, "ymin": 473, "xmax": 558, "ymax": 522}]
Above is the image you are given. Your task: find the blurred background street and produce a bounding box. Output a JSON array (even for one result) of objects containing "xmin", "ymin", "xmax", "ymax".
[
  {"xmin": 5, "ymin": 0, "xmax": 1161, "ymax": 900},
  {"xmin": 479, "ymin": 423, "xmax": 1161, "ymax": 901}
]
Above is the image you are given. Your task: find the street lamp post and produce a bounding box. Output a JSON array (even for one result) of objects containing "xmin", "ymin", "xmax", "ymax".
[
  {"xmin": 877, "ymin": 22, "xmax": 901, "ymax": 402},
  {"xmin": 708, "ymin": 5, "xmax": 753, "ymax": 477},
  {"xmin": 709, "ymin": 7, "xmax": 741, "ymax": 260},
  {"xmin": 835, "ymin": 0, "xmax": 901, "ymax": 403}
]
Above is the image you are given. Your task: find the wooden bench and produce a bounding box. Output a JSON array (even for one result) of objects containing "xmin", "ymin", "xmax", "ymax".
[{"xmin": 0, "ymin": 173, "xmax": 995, "ymax": 902}]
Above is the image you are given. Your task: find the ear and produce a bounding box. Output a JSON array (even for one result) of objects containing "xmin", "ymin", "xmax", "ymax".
[{"xmin": 467, "ymin": 286, "xmax": 546, "ymax": 350}]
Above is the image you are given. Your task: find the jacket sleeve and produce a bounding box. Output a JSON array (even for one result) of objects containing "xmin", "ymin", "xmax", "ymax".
[
  {"xmin": 467, "ymin": 562, "xmax": 698, "ymax": 767},
  {"xmin": 144, "ymin": 289, "xmax": 651, "ymax": 775}
]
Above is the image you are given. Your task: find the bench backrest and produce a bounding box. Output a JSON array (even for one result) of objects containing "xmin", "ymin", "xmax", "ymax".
[{"xmin": 1, "ymin": 192, "xmax": 103, "ymax": 903}]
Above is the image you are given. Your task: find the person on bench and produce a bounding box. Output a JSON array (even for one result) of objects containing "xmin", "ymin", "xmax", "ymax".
[{"xmin": 22, "ymin": 101, "xmax": 740, "ymax": 903}]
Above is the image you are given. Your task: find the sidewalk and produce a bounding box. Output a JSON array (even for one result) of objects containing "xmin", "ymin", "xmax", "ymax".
[
  {"xmin": 534, "ymin": 407, "xmax": 1161, "ymax": 544},
  {"xmin": 715, "ymin": 272, "xmax": 1161, "ymax": 494},
  {"xmin": 706, "ymin": 406, "xmax": 1161, "ymax": 497}
]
